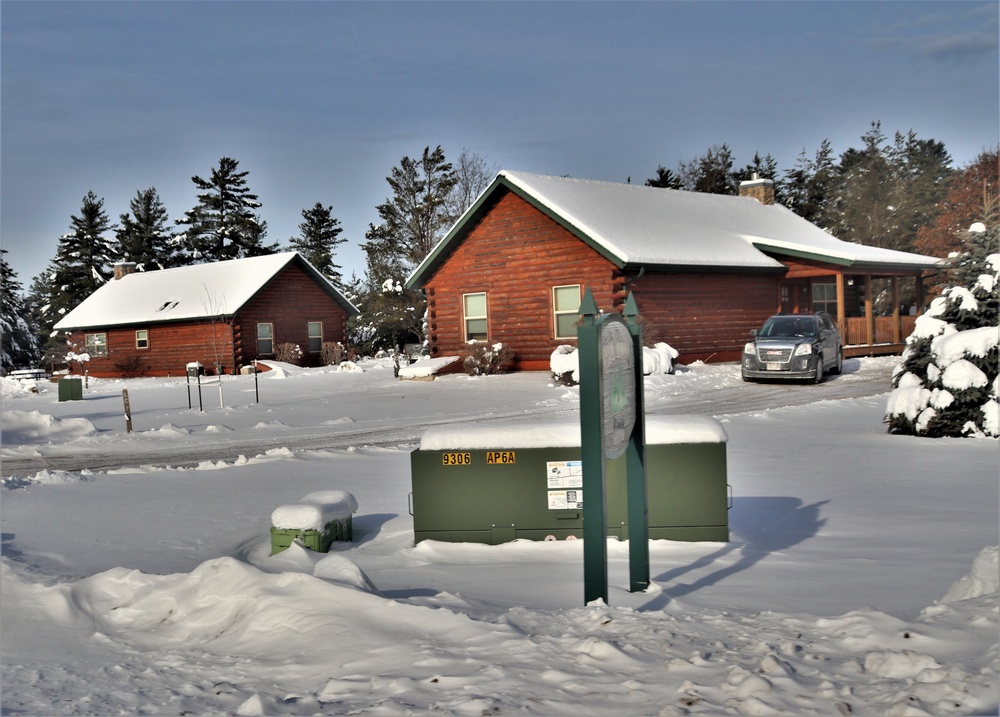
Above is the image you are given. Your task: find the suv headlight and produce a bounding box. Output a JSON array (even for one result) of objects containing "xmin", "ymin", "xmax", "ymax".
[
  {"xmin": 744, "ymin": 342, "xmax": 756, "ymax": 354},
  {"xmin": 793, "ymin": 343, "xmax": 814, "ymax": 356}
]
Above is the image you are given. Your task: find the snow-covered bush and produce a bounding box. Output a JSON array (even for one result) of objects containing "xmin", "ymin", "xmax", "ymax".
[
  {"xmin": 550, "ymin": 342, "xmax": 680, "ymax": 386},
  {"xmin": 321, "ymin": 341, "xmax": 346, "ymax": 366},
  {"xmin": 886, "ymin": 245, "xmax": 999, "ymax": 438},
  {"xmin": 461, "ymin": 341, "xmax": 515, "ymax": 376},
  {"xmin": 274, "ymin": 343, "xmax": 304, "ymax": 366},
  {"xmin": 550, "ymin": 345, "xmax": 579, "ymax": 385}
]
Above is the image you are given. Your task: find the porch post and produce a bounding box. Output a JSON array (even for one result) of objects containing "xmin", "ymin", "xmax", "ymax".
[
  {"xmin": 916, "ymin": 273, "xmax": 925, "ymax": 313},
  {"xmin": 835, "ymin": 274, "xmax": 846, "ymax": 334},
  {"xmin": 864, "ymin": 274, "xmax": 874, "ymax": 346},
  {"xmin": 890, "ymin": 277, "xmax": 900, "ymax": 344}
]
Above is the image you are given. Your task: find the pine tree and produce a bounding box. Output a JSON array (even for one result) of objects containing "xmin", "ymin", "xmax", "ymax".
[
  {"xmin": 678, "ymin": 144, "xmax": 736, "ymax": 194},
  {"xmin": 116, "ymin": 187, "xmax": 181, "ymax": 270},
  {"xmin": 289, "ymin": 202, "xmax": 346, "ymax": 285},
  {"xmin": 174, "ymin": 157, "xmax": 277, "ymax": 262},
  {"xmin": 353, "ymin": 146, "xmax": 457, "ymax": 354},
  {"xmin": 782, "ymin": 140, "xmax": 837, "ymax": 228},
  {"xmin": 0, "ymin": 251, "xmax": 41, "ymax": 371},
  {"xmin": 886, "ymin": 221, "xmax": 999, "ymax": 438},
  {"xmin": 46, "ymin": 191, "xmax": 117, "ymax": 329},
  {"xmin": 645, "ymin": 165, "xmax": 683, "ymax": 189}
]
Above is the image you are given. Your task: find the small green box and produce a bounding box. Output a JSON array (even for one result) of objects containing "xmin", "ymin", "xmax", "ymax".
[
  {"xmin": 270, "ymin": 517, "xmax": 353, "ymax": 555},
  {"xmin": 58, "ymin": 376, "xmax": 83, "ymax": 401}
]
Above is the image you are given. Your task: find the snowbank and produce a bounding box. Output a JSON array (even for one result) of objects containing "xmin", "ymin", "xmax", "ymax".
[
  {"xmin": 398, "ymin": 356, "xmax": 460, "ymax": 379},
  {"xmin": 549, "ymin": 343, "xmax": 679, "ymax": 383}
]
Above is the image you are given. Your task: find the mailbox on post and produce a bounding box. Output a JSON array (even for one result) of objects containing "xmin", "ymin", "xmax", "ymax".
[{"xmin": 185, "ymin": 362, "xmax": 204, "ymax": 411}]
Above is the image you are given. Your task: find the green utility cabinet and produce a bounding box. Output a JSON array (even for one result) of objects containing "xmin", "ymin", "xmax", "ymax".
[
  {"xmin": 410, "ymin": 415, "xmax": 729, "ymax": 545},
  {"xmin": 58, "ymin": 376, "xmax": 83, "ymax": 401}
]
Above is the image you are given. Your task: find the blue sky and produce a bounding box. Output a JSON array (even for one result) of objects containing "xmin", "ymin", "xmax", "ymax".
[{"xmin": 2, "ymin": 0, "xmax": 997, "ymax": 287}]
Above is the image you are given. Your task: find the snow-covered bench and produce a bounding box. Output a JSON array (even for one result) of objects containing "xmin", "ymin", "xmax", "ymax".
[{"xmin": 270, "ymin": 490, "xmax": 358, "ymax": 554}]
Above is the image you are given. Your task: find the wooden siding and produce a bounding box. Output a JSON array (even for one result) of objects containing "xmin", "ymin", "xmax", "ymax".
[
  {"xmin": 630, "ymin": 272, "xmax": 781, "ymax": 362},
  {"xmin": 237, "ymin": 263, "xmax": 350, "ymax": 367},
  {"xmin": 424, "ymin": 190, "xmax": 617, "ymax": 370},
  {"xmin": 66, "ymin": 322, "xmax": 233, "ymax": 378},
  {"xmin": 66, "ymin": 263, "xmax": 351, "ymax": 378}
]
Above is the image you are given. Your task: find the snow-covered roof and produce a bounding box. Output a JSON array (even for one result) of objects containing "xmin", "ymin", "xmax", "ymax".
[
  {"xmin": 407, "ymin": 170, "xmax": 942, "ymax": 287},
  {"xmin": 54, "ymin": 252, "xmax": 357, "ymax": 330}
]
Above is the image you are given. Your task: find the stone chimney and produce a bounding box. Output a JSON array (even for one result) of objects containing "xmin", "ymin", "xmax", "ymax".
[
  {"xmin": 738, "ymin": 173, "xmax": 775, "ymax": 205},
  {"xmin": 113, "ymin": 261, "xmax": 137, "ymax": 280}
]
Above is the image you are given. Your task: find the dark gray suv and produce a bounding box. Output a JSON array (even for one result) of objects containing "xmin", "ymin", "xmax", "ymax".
[{"xmin": 742, "ymin": 312, "xmax": 843, "ymax": 383}]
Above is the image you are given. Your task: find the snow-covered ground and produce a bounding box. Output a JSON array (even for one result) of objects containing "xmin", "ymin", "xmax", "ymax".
[{"xmin": 2, "ymin": 358, "xmax": 997, "ymax": 716}]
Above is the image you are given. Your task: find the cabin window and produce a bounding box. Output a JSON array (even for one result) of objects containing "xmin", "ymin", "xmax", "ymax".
[
  {"xmin": 307, "ymin": 322, "xmax": 323, "ymax": 353},
  {"xmin": 463, "ymin": 292, "xmax": 488, "ymax": 341},
  {"xmin": 553, "ymin": 285, "xmax": 582, "ymax": 339},
  {"xmin": 812, "ymin": 282, "xmax": 837, "ymax": 315},
  {"xmin": 256, "ymin": 323, "xmax": 274, "ymax": 355},
  {"xmin": 85, "ymin": 333, "xmax": 107, "ymax": 357},
  {"xmin": 135, "ymin": 330, "xmax": 149, "ymax": 349}
]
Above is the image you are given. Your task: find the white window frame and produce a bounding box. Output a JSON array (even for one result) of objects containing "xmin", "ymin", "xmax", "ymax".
[
  {"xmin": 256, "ymin": 323, "xmax": 274, "ymax": 355},
  {"xmin": 85, "ymin": 333, "xmax": 108, "ymax": 357},
  {"xmin": 307, "ymin": 321, "xmax": 323, "ymax": 353},
  {"xmin": 135, "ymin": 329, "xmax": 149, "ymax": 349},
  {"xmin": 462, "ymin": 292, "xmax": 488, "ymax": 342},
  {"xmin": 552, "ymin": 284, "xmax": 582, "ymax": 339}
]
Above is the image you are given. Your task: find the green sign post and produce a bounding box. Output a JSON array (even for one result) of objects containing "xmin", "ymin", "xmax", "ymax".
[{"xmin": 577, "ymin": 289, "xmax": 649, "ymax": 605}]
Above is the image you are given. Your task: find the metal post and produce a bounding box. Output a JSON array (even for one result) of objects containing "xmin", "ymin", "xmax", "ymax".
[
  {"xmin": 624, "ymin": 293, "xmax": 650, "ymax": 592},
  {"xmin": 196, "ymin": 373, "xmax": 203, "ymax": 412},
  {"xmin": 577, "ymin": 288, "xmax": 608, "ymax": 605},
  {"xmin": 253, "ymin": 359, "xmax": 259, "ymax": 403},
  {"xmin": 186, "ymin": 373, "xmax": 192, "ymax": 410}
]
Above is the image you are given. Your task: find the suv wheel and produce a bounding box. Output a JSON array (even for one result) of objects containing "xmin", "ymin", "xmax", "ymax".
[
  {"xmin": 812, "ymin": 358, "xmax": 824, "ymax": 384},
  {"xmin": 830, "ymin": 348, "xmax": 844, "ymax": 375}
]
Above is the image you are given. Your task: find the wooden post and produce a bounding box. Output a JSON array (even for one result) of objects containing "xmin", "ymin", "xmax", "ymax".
[
  {"xmin": 835, "ymin": 274, "xmax": 846, "ymax": 337},
  {"xmin": 891, "ymin": 277, "xmax": 900, "ymax": 344},
  {"xmin": 864, "ymin": 275, "xmax": 874, "ymax": 346},
  {"xmin": 122, "ymin": 388, "xmax": 133, "ymax": 434}
]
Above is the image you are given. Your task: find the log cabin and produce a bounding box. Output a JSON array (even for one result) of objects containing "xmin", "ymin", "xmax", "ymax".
[
  {"xmin": 53, "ymin": 252, "xmax": 357, "ymax": 378},
  {"xmin": 406, "ymin": 171, "xmax": 943, "ymax": 370}
]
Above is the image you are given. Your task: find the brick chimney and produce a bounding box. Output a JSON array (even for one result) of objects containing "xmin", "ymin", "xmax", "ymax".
[
  {"xmin": 113, "ymin": 261, "xmax": 137, "ymax": 280},
  {"xmin": 738, "ymin": 173, "xmax": 775, "ymax": 205}
]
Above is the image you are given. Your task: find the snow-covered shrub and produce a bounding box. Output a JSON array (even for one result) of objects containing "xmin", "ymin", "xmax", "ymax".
[
  {"xmin": 642, "ymin": 342, "xmax": 679, "ymax": 375},
  {"xmin": 321, "ymin": 341, "xmax": 346, "ymax": 366},
  {"xmin": 461, "ymin": 341, "xmax": 515, "ymax": 376},
  {"xmin": 274, "ymin": 343, "xmax": 304, "ymax": 366},
  {"xmin": 886, "ymin": 245, "xmax": 999, "ymax": 438},
  {"xmin": 550, "ymin": 341, "xmax": 681, "ymax": 386},
  {"xmin": 550, "ymin": 345, "xmax": 579, "ymax": 385}
]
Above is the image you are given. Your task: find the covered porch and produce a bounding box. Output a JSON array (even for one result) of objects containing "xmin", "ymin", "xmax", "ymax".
[{"xmin": 778, "ymin": 258, "xmax": 935, "ymax": 358}]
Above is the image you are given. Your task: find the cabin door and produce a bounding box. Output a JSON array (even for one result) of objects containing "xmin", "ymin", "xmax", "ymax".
[{"xmin": 779, "ymin": 280, "xmax": 810, "ymax": 314}]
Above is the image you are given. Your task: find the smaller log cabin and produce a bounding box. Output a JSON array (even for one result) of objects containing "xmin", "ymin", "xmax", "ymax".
[
  {"xmin": 406, "ymin": 171, "xmax": 944, "ymax": 370},
  {"xmin": 53, "ymin": 252, "xmax": 358, "ymax": 378}
]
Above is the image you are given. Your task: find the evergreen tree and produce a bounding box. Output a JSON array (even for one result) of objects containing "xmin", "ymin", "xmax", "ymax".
[
  {"xmin": 116, "ymin": 187, "xmax": 181, "ymax": 270},
  {"xmin": 782, "ymin": 139, "xmax": 837, "ymax": 227},
  {"xmin": 645, "ymin": 165, "xmax": 683, "ymax": 189},
  {"xmin": 289, "ymin": 202, "xmax": 347, "ymax": 284},
  {"xmin": 885, "ymin": 221, "xmax": 999, "ymax": 438},
  {"xmin": 678, "ymin": 144, "xmax": 736, "ymax": 194},
  {"xmin": 46, "ymin": 191, "xmax": 117, "ymax": 330},
  {"xmin": 353, "ymin": 146, "xmax": 457, "ymax": 354},
  {"xmin": 174, "ymin": 157, "xmax": 277, "ymax": 262},
  {"xmin": 0, "ymin": 251, "xmax": 41, "ymax": 371},
  {"xmin": 830, "ymin": 122, "xmax": 952, "ymax": 252}
]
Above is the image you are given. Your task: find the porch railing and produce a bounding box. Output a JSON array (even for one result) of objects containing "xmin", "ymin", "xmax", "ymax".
[{"xmin": 842, "ymin": 316, "xmax": 918, "ymax": 346}]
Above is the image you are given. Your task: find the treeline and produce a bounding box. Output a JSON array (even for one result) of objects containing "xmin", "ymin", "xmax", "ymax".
[{"xmin": 2, "ymin": 122, "xmax": 997, "ymax": 371}]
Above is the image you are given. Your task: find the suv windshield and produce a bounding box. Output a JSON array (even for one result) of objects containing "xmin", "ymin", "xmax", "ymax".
[{"xmin": 760, "ymin": 316, "xmax": 819, "ymax": 338}]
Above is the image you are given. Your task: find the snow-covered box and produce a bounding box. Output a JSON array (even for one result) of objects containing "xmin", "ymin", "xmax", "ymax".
[
  {"xmin": 410, "ymin": 416, "xmax": 729, "ymax": 544},
  {"xmin": 270, "ymin": 490, "xmax": 358, "ymax": 555}
]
